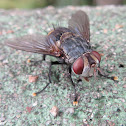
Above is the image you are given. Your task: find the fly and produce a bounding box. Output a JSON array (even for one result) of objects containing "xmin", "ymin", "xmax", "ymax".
[{"xmin": 5, "ymin": 11, "xmax": 118, "ymax": 105}]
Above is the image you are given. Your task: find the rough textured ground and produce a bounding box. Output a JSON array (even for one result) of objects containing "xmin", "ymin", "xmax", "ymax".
[{"xmin": 0, "ymin": 6, "xmax": 126, "ymax": 126}]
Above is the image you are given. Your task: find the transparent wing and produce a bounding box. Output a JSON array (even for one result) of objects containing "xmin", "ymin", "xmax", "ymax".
[
  {"xmin": 68, "ymin": 10, "xmax": 90, "ymax": 42},
  {"xmin": 5, "ymin": 34, "xmax": 61, "ymax": 57}
]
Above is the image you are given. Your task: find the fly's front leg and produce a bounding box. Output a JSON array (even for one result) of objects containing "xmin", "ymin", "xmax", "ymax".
[
  {"xmin": 97, "ymin": 65, "xmax": 118, "ymax": 81},
  {"xmin": 33, "ymin": 60, "xmax": 66, "ymax": 96},
  {"xmin": 68, "ymin": 66, "xmax": 78, "ymax": 105}
]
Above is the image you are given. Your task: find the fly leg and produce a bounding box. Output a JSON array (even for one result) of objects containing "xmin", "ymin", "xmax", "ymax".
[
  {"xmin": 97, "ymin": 66, "xmax": 118, "ymax": 81},
  {"xmin": 33, "ymin": 60, "xmax": 66, "ymax": 95},
  {"xmin": 42, "ymin": 54, "xmax": 46, "ymax": 61},
  {"xmin": 68, "ymin": 66, "xmax": 78, "ymax": 105},
  {"xmin": 28, "ymin": 54, "xmax": 46, "ymax": 66}
]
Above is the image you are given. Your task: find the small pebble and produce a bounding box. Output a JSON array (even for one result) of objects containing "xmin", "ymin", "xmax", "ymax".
[
  {"xmin": 65, "ymin": 108, "xmax": 74, "ymax": 114},
  {"xmin": 103, "ymin": 29, "xmax": 108, "ymax": 34},
  {"xmin": 50, "ymin": 106, "xmax": 59, "ymax": 117},
  {"xmin": 32, "ymin": 101, "xmax": 37, "ymax": 106},
  {"xmin": 112, "ymin": 90, "xmax": 118, "ymax": 94},
  {"xmin": 26, "ymin": 106, "xmax": 32, "ymax": 113},
  {"xmin": 115, "ymin": 24, "xmax": 123, "ymax": 29},
  {"xmin": 29, "ymin": 75, "xmax": 38, "ymax": 83},
  {"xmin": 16, "ymin": 115, "xmax": 20, "ymax": 118},
  {"xmin": 123, "ymin": 84, "xmax": 126, "ymax": 88}
]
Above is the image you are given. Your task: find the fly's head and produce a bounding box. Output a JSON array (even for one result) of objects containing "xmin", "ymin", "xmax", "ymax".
[{"xmin": 72, "ymin": 51, "xmax": 101, "ymax": 77}]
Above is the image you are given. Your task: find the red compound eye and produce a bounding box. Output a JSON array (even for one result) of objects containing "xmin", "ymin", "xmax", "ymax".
[
  {"xmin": 73, "ymin": 57, "xmax": 84, "ymax": 74},
  {"xmin": 91, "ymin": 51, "xmax": 101, "ymax": 62}
]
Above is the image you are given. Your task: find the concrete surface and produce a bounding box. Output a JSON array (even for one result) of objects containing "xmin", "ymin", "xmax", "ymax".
[{"xmin": 0, "ymin": 6, "xmax": 126, "ymax": 126}]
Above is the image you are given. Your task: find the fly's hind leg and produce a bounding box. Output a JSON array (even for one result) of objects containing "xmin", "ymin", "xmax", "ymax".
[
  {"xmin": 28, "ymin": 54, "xmax": 46, "ymax": 65},
  {"xmin": 42, "ymin": 54, "xmax": 46, "ymax": 61},
  {"xmin": 33, "ymin": 60, "xmax": 66, "ymax": 96}
]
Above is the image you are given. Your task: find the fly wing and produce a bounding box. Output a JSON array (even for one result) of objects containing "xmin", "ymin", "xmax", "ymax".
[
  {"xmin": 5, "ymin": 34, "xmax": 61, "ymax": 57},
  {"xmin": 68, "ymin": 10, "xmax": 90, "ymax": 42}
]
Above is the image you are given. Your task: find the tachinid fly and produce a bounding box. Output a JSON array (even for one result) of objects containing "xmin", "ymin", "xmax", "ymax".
[{"xmin": 5, "ymin": 11, "xmax": 118, "ymax": 105}]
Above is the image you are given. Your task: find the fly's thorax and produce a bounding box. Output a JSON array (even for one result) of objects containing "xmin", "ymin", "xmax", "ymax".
[
  {"xmin": 60, "ymin": 34, "xmax": 91, "ymax": 64},
  {"xmin": 60, "ymin": 32, "xmax": 75, "ymax": 43},
  {"xmin": 72, "ymin": 51, "xmax": 101, "ymax": 77}
]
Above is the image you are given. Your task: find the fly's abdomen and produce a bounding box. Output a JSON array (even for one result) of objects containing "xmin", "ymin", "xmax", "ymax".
[{"xmin": 61, "ymin": 34, "xmax": 91, "ymax": 63}]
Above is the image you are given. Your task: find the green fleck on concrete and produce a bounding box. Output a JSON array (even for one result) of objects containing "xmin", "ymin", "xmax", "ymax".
[{"xmin": 0, "ymin": 6, "xmax": 126, "ymax": 125}]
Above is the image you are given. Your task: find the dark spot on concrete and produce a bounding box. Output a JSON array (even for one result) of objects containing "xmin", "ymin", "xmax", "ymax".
[
  {"xmin": 119, "ymin": 64, "xmax": 124, "ymax": 68},
  {"xmin": 34, "ymin": 111, "xmax": 39, "ymax": 115},
  {"xmin": 117, "ymin": 108, "xmax": 121, "ymax": 112}
]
